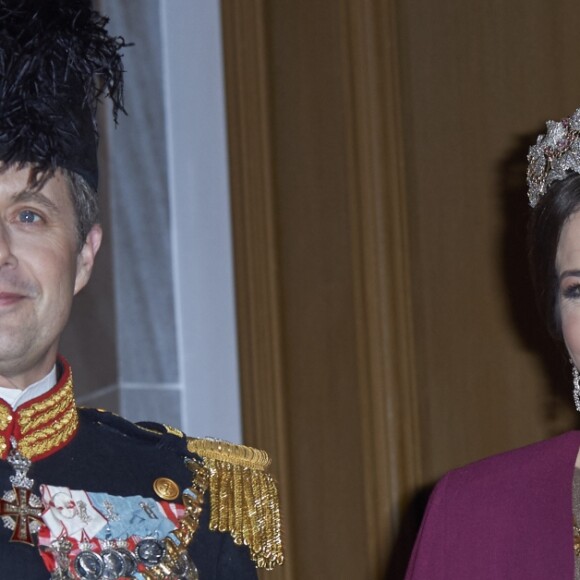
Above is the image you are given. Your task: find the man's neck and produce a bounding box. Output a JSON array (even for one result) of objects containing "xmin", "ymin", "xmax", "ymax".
[{"xmin": 0, "ymin": 366, "xmax": 57, "ymax": 409}]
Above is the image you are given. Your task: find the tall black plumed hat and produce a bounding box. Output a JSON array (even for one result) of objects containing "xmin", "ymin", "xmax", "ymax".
[{"xmin": 0, "ymin": 0, "xmax": 128, "ymax": 189}]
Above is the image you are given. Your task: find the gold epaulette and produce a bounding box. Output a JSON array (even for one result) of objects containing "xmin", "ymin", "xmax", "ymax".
[{"xmin": 187, "ymin": 437, "xmax": 284, "ymax": 570}]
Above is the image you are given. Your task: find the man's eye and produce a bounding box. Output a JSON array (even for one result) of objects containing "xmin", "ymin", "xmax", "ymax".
[{"xmin": 18, "ymin": 210, "xmax": 41, "ymax": 223}]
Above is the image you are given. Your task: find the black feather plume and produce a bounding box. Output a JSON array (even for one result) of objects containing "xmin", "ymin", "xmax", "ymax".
[{"xmin": 0, "ymin": 0, "xmax": 129, "ymax": 188}]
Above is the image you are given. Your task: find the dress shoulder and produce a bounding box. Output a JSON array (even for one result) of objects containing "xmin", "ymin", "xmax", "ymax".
[
  {"xmin": 405, "ymin": 431, "xmax": 580, "ymax": 580},
  {"xmin": 443, "ymin": 430, "xmax": 580, "ymax": 490}
]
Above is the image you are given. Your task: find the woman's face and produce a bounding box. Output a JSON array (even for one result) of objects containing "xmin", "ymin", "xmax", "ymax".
[{"xmin": 556, "ymin": 211, "xmax": 580, "ymax": 365}]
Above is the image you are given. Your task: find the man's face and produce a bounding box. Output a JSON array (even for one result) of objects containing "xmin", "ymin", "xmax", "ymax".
[{"xmin": 0, "ymin": 166, "xmax": 101, "ymax": 388}]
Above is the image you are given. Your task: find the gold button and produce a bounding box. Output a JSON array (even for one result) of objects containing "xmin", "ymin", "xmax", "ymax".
[{"xmin": 153, "ymin": 477, "xmax": 180, "ymax": 501}]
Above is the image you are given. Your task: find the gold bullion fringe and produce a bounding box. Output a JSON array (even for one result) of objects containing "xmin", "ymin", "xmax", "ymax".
[
  {"xmin": 188, "ymin": 438, "xmax": 284, "ymax": 570},
  {"xmin": 142, "ymin": 457, "xmax": 210, "ymax": 580}
]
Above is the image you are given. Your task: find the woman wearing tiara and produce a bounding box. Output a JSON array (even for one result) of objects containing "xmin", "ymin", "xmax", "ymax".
[{"xmin": 405, "ymin": 108, "xmax": 580, "ymax": 579}]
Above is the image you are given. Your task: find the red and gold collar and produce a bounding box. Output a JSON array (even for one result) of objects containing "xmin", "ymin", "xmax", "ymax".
[{"xmin": 0, "ymin": 359, "xmax": 78, "ymax": 461}]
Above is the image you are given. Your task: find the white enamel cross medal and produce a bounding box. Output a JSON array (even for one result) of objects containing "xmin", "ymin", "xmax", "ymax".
[{"xmin": 0, "ymin": 441, "xmax": 43, "ymax": 544}]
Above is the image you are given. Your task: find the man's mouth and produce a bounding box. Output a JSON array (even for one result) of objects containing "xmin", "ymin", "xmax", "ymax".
[{"xmin": 0, "ymin": 292, "xmax": 26, "ymax": 306}]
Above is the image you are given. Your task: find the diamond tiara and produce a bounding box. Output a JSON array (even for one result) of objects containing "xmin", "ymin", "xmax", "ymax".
[{"xmin": 527, "ymin": 108, "xmax": 580, "ymax": 207}]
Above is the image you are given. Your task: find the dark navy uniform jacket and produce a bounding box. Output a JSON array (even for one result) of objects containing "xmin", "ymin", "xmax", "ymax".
[{"xmin": 0, "ymin": 407, "xmax": 257, "ymax": 579}]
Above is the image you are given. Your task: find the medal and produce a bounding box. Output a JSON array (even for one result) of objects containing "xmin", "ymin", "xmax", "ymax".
[
  {"xmin": 0, "ymin": 441, "xmax": 43, "ymax": 544},
  {"xmin": 47, "ymin": 534, "xmax": 74, "ymax": 579},
  {"xmin": 135, "ymin": 537, "xmax": 165, "ymax": 567},
  {"xmin": 109, "ymin": 545, "xmax": 137, "ymax": 577},
  {"xmin": 171, "ymin": 551, "xmax": 199, "ymax": 580},
  {"xmin": 73, "ymin": 550, "xmax": 104, "ymax": 579},
  {"xmin": 100, "ymin": 547, "xmax": 125, "ymax": 578}
]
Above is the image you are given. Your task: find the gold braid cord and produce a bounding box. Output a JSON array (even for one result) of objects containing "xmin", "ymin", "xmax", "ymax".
[
  {"xmin": 142, "ymin": 456, "xmax": 209, "ymax": 579},
  {"xmin": 187, "ymin": 438, "xmax": 284, "ymax": 570}
]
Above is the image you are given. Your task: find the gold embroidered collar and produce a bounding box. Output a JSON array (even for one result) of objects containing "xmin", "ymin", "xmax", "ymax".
[{"xmin": 0, "ymin": 359, "xmax": 78, "ymax": 461}]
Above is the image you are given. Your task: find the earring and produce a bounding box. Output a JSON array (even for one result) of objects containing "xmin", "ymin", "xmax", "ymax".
[{"xmin": 572, "ymin": 362, "xmax": 580, "ymax": 412}]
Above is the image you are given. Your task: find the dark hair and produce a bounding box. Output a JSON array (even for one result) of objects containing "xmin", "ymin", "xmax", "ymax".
[
  {"xmin": 528, "ymin": 172, "xmax": 580, "ymax": 338},
  {"xmin": 64, "ymin": 170, "xmax": 99, "ymax": 248}
]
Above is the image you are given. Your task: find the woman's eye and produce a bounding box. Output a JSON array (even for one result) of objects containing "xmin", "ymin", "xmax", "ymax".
[
  {"xmin": 18, "ymin": 210, "xmax": 41, "ymax": 223},
  {"xmin": 562, "ymin": 283, "xmax": 580, "ymax": 300}
]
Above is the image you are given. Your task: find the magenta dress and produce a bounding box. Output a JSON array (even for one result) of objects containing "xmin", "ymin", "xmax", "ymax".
[{"xmin": 405, "ymin": 431, "xmax": 580, "ymax": 579}]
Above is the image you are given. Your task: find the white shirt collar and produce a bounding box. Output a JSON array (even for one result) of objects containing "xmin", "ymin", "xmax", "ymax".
[{"xmin": 0, "ymin": 366, "xmax": 58, "ymax": 409}]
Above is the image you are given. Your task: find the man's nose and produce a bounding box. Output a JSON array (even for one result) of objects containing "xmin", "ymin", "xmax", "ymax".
[{"xmin": 0, "ymin": 223, "xmax": 16, "ymax": 268}]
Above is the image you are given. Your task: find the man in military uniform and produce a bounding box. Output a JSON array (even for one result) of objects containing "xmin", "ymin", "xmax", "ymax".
[{"xmin": 0, "ymin": 1, "xmax": 283, "ymax": 578}]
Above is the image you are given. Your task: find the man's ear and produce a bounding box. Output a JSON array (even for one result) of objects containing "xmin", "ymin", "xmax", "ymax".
[{"xmin": 74, "ymin": 224, "xmax": 102, "ymax": 295}]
